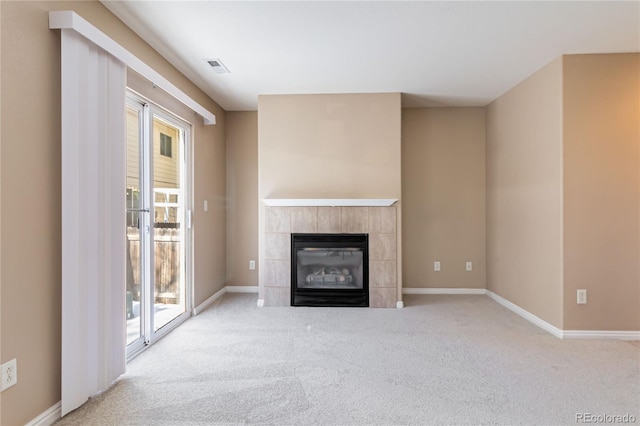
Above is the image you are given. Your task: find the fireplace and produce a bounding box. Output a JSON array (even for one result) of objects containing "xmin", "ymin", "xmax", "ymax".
[
  {"xmin": 291, "ymin": 233, "xmax": 369, "ymax": 307},
  {"xmin": 261, "ymin": 203, "xmax": 398, "ymax": 308}
]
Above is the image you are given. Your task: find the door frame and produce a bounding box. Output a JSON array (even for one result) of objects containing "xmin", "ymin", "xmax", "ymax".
[{"xmin": 126, "ymin": 90, "xmax": 194, "ymax": 361}]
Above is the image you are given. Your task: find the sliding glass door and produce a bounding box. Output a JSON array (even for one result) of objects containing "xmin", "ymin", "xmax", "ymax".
[
  {"xmin": 126, "ymin": 93, "xmax": 192, "ymax": 359},
  {"xmin": 150, "ymin": 113, "xmax": 188, "ymax": 331}
]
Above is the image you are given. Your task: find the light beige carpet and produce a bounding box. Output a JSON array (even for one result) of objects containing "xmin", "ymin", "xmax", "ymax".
[{"xmin": 56, "ymin": 293, "xmax": 640, "ymax": 425}]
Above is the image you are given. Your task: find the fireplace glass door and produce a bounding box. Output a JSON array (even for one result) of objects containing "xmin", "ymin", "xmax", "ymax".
[{"xmin": 292, "ymin": 234, "xmax": 369, "ymax": 307}]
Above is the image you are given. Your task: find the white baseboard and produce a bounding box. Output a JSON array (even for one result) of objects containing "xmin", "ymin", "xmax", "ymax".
[
  {"xmin": 403, "ymin": 287, "xmax": 487, "ymax": 295},
  {"xmin": 486, "ymin": 290, "xmax": 564, "ymax": 338},
  {"xmin": 226, "ymin": 285, "xmax": 259, "ymax": 293},
  {"xmin": 194, "ymin": 286, "xmax": 261, "ymax": 314},
  {"xmin": 190, "ymin": 286, "xmax": 640, "ymax": 339},
  {"xmin": 486, "ymin": 290, "xmax": 640, "ymax": 340},
  {"xmin": 562, "ymin": 330, "xmax": 640, "ymax": 340},
  {"xmin": 402, "ymin": 287, "xmax": 574, "ymax": 334},
  {"xmin": 25, "ymin": 401, "xmax": 61, "ymax": 426},
  {"xmin": 192, "ymin": 286, "xmax": 226, "ymax": 315}
]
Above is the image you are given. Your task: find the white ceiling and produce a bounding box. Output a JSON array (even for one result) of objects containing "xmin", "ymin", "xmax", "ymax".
[{"xmin": 102, "ymin": 1, "xmax": 640, "ymax": 111}]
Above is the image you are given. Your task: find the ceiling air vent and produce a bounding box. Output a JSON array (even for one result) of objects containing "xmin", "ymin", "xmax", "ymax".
[{"xmin": 204, "ymin": 58, "xmax": 230, "ymax": 74}]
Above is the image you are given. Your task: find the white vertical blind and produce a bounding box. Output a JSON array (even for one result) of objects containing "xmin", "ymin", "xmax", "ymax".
[{"xmin": 60, "ymin": 28, "xmax": 126, "ymax": 416}]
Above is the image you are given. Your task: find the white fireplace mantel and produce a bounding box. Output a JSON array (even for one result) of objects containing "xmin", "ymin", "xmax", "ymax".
[{"xmin": 262, "ymin": 198, "xmax": 398, "ymax": 207}]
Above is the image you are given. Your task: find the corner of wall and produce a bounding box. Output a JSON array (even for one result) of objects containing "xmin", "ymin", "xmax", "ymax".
[
  {"xmin": 225, "ymin": 111, "xmax": 259, "ymax": 288},
  {"xmin": 485, "ymin": 56, "xmax": 564, "ymax": 329}
]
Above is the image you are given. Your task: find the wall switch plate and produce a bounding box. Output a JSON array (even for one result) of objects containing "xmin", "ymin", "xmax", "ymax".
[
  {"xmin": 434, "ymin": 261, "xmax": 441, "ymax": 272},
  {"xmin": 203, "ymin": 200, "xmax": 209, "ymax": 212},
  {"xmin": 1, "ymin": 358, "xmax": 17, "ymax": 391},
  {"xmin": 577, "ymin": 289, "xmax": 587, "ymax": 305},
  {"xmin": 249, "ymin": 260, "xmax": 256, "ymax": 270},
  {"xmin": 466, "ymin": 261, "xmax": 473, "ymax": 271}
]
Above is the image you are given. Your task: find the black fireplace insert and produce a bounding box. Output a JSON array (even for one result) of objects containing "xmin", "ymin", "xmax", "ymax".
[{"xmin": 291, "ymin": 233, "xmax": 369, "ymax": 307}]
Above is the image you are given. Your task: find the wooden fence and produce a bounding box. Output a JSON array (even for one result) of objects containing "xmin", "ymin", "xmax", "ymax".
[{"xmin": 126, "ymin": 226, "xmax": 181, "ymax": 304}]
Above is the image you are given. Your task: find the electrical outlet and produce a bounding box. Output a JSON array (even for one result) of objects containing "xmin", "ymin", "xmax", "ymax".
[
  {"xmin": 434, "ymin": 261, "xmax": 441, "ymax": 272},
  {"xmin": 1, "ymin": 358, "xmax": 17, "ymax": 391},
  {"xmin": 249, "ymin": 260, "xmax": 256, "ymax": 270},
  {"xmin": 466, "ymin": 261, "xmax": 473, "ymax": 272},
  {"xmin": 577, "ymin": 289, "xmax": 587, "ymax": 305}
]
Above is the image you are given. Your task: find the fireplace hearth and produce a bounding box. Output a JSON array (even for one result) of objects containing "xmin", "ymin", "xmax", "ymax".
[{"xmin": 291, "ymin": 233, "xmax": 369, "ymax": 307}]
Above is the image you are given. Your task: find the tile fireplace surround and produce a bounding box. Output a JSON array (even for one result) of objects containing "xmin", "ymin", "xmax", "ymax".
[{"xmin": 260, "ymin": 199, "xmax": 401, "ymax": 308}]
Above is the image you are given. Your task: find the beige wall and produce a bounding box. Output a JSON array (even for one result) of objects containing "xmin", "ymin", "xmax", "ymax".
[
  {"xmin": 0, "ymin": 2, "xmax": 226, "ymax": 424},
  {"xmin": 402, "ymin": 108, "xmax": 486, "ymax": 289},
  {"xmin": 226, "ymin": 112, "xmax": 258, "ymax": 287},
  {"xmin": 258, "ymin": 93, "xmax": 402, "ymax": 199},
  {"xmin": 192, "ymin": 113, "xmax": 226, "ymax": 307},
  {"xmin": 486, "ymin": 57, "xmax": 564, "ymax": 328},
  {"xmin": 563, "ymin": 53, "xmax": 640, "ymax": 330}
]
